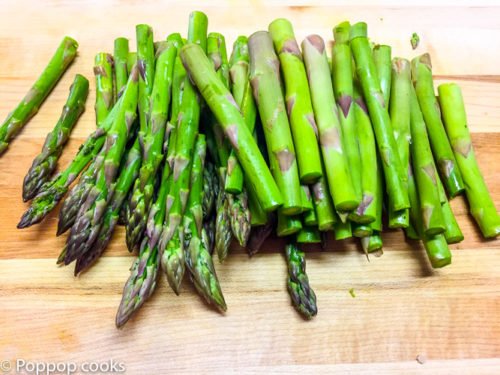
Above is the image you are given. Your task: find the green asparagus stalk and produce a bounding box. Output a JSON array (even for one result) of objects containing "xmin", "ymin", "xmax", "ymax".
[
  {"xmin": 350, "ymin": 81, "xmax": 378, "ymax": 224},
  {"xmin": 94, "ymin": 53, "xmax": 114, "ymax": 127},
  {"xmin": 311, "ymin": 173, "xmax": 336, "ymax": 231},
  {"xmin": 214, "ymin": 168, "xmax": 232, "ymax": 262},
  {"xmin": 225, "ymin": 36, "xmax": 258, "ymax": 195},
  {"xmin": 22, "ymin": 74, "xmax": 88, "ymax": 201},
  {"xmin": 285, "ymin": 241, "xmax": 317, "ymax": 319},
  {"xmin": 301, "ymin": 186, "xmax": 317, "ymax": 226},
  {"xmin": 114, "ymin": 37, "xmax": 129, "ymax": 97},
  {"xmin": 350, "ymin": 22, "xmax": 409, "ymax": 212},
  {"xmin": 372, "ymin": 44, "xmax": 392, "ymax": 105},
  {"xmin": 334, "ymin": 219, "xmax": 352, "ymax": 240},
  {"xmin": 160, "ymin": 12, "xmax": 208, "ymax": 293},
  {"xmin": 184, "ymin": 135, "xmax": 226, "ymax": 311},
  {"xmin": 181, "ymin": 40, "xmax": 283, "ymax": 212},
  {"xmin": 277, "ymin": 211, "xmax": 302, "ymax": 237},
  {"xmin": 301, "ymin": 34, "xmax": 358, "ymax": 212},
  {"xmin": 127, "ymin": 52, "xmax": 137, "ymax": 74},
  {"xmin": 75, "ymin": 137, "xmax": 142, "ymax": 274},
  {"xmin": 202, "ymin": 161, "xmax": 217, "ymax": 218},
  {"xmin": 63, "ymin": 66, "xmax": 139, "ymax": 264},
  {"xmin": 438, "ymin": 83, "xmax": 500, "ymax": 238},
  {"xmin": 268, "ymin": 18, "xmax": 322, "ymax": 183},
  {"xmin": 136, "ymin": 24, "xmax": 155, "ymax": 135},
  {"xmin": 408, "ymin": 162, "xmax": 451, "ymax": 268},
  {"xmin": 361, "ymin": 232, "xmax": 383, "ymax": 253},
  {"xmin": 409, "ymin": 84, "xmax": 445, "ymax": 236},
  {"xmin": 297, "ymin": 225, "xmax": 321, "ymax": 244},
  {"xmin": 125, "ymin": 41, "xmax": 177, "ymax": 251},
  {"xmin": 411, "ymin": 54, "xmax": 464, "ymax": 197},
  {"xmin": 0, "ymin": 36, "xmax": 78, "ymax": 155},
  {"xmin": 247, "ymin": 31, "xmax": 300, "ymax": 213},
  {"xmin": 437, "ymin": 175, "xmax": 464, "ymax": 244},
  {"xmin": 387, "ymin": 58, "xmax": 411, "ymax": 228},
  {"xmin": 332, "ymin": 22, "xmax": 362, "ymax": 208}
]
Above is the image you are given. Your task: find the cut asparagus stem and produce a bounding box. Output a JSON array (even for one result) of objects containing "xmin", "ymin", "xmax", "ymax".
[
  {"xmin": 301, "ymin": 186, "xmax": 317, "ymax": 226},
  {"xmin": 125, "ymin": 40, "xmax": 177, "ymax": 251},
  {"xmin": 436, "ymin": 175, "xmax": 464, "ymax": 244},
  {"xmin": 127, "ymin": 52, "xmax": 137, "ymax": 74},
  {"xmin": 297, "ymin": 225, "xmax": 321, "ymax": 243},
  {"xmin": 181, "ymin": 39, "xmax": 283, "ymax": 212},
  {"xmin": 411, "ymin": 54, "xmax": 464, "ymax": 197},
  {"xmin": 332, "ymin": 22, "xmax": 362, "ymax": 210},
  {"xmin": 285, "ymin": 241, "xmax": 318, "ymax": 319},
  {"xmin": 409, "ymin": 84, "xmax": 445, "ymax": 236},
  {"xmin": 387, "ymin": 57, "xmax": 411, "ymax": 228},
  {"xmin": 269, "ymin": 18, "xmax": 322, "ymax": 183},
  {"xmin": 361, "ymin": 232, "xmax": 383, "ymax": 253},
  {"xmin": 438, "ymin": 83, "xmax": 500, "ymax": 238},
  {"xmin": 114, "ymin": 37, "xmax": 129, "ymax": 97},
  {"xmin": 372, "ymin": 44, "xmax": 392, "ymax": 105},
  {"xmin": 350, "ymin": 22, "xmax": 409, "ymax": 212},
  {"xmin": 334, "ymin": 220, "xmax": 352, "ymax": 240},
  {"xmin": 350, "ymin": 80, "xmax": 377, "ymax": 224},
  {"xmin": 277, "ymin": 211, "xmax": 302, "ymax": 237},
  {"xmin": 302, "ymin": 34, "xmax": 358, "ymax": 212},
  {"xmin": 22, "ymin": 74, "xmax": 88, "ymax": 201},
  {"xmin": 353, "ymin": 223, "xmax": 373, "ymax": 238},
  {"xmin": 94, "ymin": 53, "xmax": 114, "ymax": 127},
  {"xmin": 247, "ymin": 30, "xmax": 301, "ymax": 214},
  {"xmin": 408, "ymin": 164, "xmax": 451, "ymax": 268},
  {"xmin": 311, "ymin": 169, "xmax": 336, "ymax": 231},
  {"xmin": 0, "ymin": 36, "xmax": 78, "ymax": 155}
]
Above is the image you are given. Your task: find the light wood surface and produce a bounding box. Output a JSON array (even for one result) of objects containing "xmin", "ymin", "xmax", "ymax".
[{"xmin": 0, "ymin": 1, "xmax": 499, "ymax": 374}]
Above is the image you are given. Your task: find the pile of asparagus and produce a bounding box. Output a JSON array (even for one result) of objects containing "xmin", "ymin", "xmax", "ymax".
[{"xmin": 2, "ymin": 11, "xmax": 498, "ymax": 325}]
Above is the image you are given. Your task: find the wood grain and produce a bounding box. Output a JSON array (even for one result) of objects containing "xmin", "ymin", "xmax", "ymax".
[{"xmin": 0, "ymin": 1, "xmax": 499, "ymax": 374}]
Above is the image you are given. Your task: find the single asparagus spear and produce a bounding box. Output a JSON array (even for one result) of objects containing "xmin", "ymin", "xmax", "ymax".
[
  {"xmin": 373, "ymin": 44, "xmax": 392, "ymax": 105},
  {"xmin": 136, "ymin": 24, "xmax": 155, "ymax": 135},
  {"xmin": 0, "ymin": 36, "xmax": 78, "ymax": 155},
  {"xmin": 438, "ymin": 83, "xmax": 500, "ymax": 238},
  {"xmin": 361, "ymin": 232, "xmax": 383, "ymax": 253},
  {"xmin": 114, "ymin": 37, "xmax": 129, "ymax": 97},
  {"xmin": 247, "ymin": 31, "xmax": 300, "ymax": 213},
  {"xmin": 22, "ymin": 74, "xmax": 88, "ymax": 201},
  {"xmin": 94, "ymin": 53, "xmax": 114, "ymax": 127},
  {"xmin": 268, "ymin": 18, "xmax": 322, "ymax": 183},
  {"xmin": 75, "ymin": 137, "xmax": 142, "ymax": 274},
  {"xmin": 311, "ymin": 173, "xmax": 336, "ymax": 231},
  {"xmin": 277, "ymin": 210, "xmax": 302, "ymax": 237},
  {"xmin": 411, "ymin": 54, "xmax": 464, "ymax": 197},
  {"xmin": 387, "ymin": 58, "xmax": 411, "ymax": 228},
  {"xmin": 202, "ymin": 161, "xmax": 217, "ymax": 218},
  {"xmin": 350, "ymin": 80, "xmax": 378, "ymax": 224},
  {"xmin": 247, "ymin": 218, "xmax": 275, "ymax": 256},
  {"xmin": 350, "ymin": 22, "xmax": 409, "ymax": 212},
  {"xmin": 225, "ymin": 36, "xmax": 258, "ymax": 195},
  {"xmin": 301, "ymin": 185, "xmax": 317, "ymax": 226},
  {"xmin": 160, "ymin": 11, "xmax": 208, "ymax": 293},
  {"xmin": 437, "ymin": 174, "xmax": 464, "ymax": 244},
  {"xmin": 285, "ymin": 241, "xmax": 317, "ymax": 319},
  {"xmin": 125, "ymin": 41, "xmax": 177, "ymax": 251},
  {"xmin": 334, "ymin": 219, "xmax": 352, "ymax": 240},
  {"xmin": 63, "ymin": 66, "xmax": 139, "ymax": 264},
  {"xmin": 17, "ymin": 106, "xmax": 120, "ymax": 228},
  {"xmin": 127, "ymin": 52, "xmax": 137, "ymax": 74},
  {"xmin": 409, "ymin": 84, "xmax": 445, "ymax": 236},
  {"xmin": 214, "ymin": 167, "xmax": 233, "ymax": 262},
  {"xmin": 332, "ymin": 22, "xmax": 362, "ymax": 208},
  {"xmin": 408, "ymin": 162, "xmax": 452, "ymax": 268},
  {"xmin": 184, "ymin": 135, "xmax": 226, "ymax": 311},
  {"xmin": 301, "ymin": 34, "xmax": 358, "ymax": 212},
  {"xmin": 181, "ymin": 40, "xmax": 283, "ymax": 212},
  {"xmin": 297, "ymin": 225, "xmax": 321, "ymax": 244}
]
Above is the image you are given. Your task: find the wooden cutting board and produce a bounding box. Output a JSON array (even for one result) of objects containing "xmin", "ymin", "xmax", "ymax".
[{"xmin": 0, "ymin": 1, "xmax": 499, "ymax": 374}]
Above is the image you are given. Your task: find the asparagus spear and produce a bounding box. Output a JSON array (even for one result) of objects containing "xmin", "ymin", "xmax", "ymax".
[
  {"xmin": 409, "ymin": 84, "xmax": 445, "ymax": 236},
  {"xmin": 334, "ymin": 220, "xmax": 352, "ymax": 240},
  {"xmin": 361, "ymin": 232, "xmax": 383, "ymax": 254},
  {"xmin": 311, "ymin": 173, "xmax": 336, "ymax": 231},
  {"xmin": 225, "ymin": 36, "xmax": 257, "ymax": 194},
  {"xmin": 181, "ymin": 40, "xmax": 283, "ymax": 212},
  {"xmin": 136, "ymin": 24, "xmax": 155, "ymax": 135},
  {"xmin": 436, "ymin": 175, "xmax": 464, "ymax": 244},
  {"xmin": 184, "ymin": 135, "xmax": 226, "ymax": 311},
  {"xmin": 387, "ymin": 58, "xmax": 411, "ymax": 228},
  {"xmin": 94, "ymin": 53, "xmax": 114, "ymax": 126},
  {"xmin": 63, "ymin": 66, "xmax": 139, "ymax": 264},
  {"xmin": 301, "ymin": 186, "xmax": 317, "ymax": 226},
  {"xmin": 247, "ymin": 218, "xmax": 275, "ymax": 256},
  {"xmin": 160, "ymin": 11, "xmax": 208, "ymax": 293},
  {"xmin": 214, "ymin": 167, "xmax": 232, "ymax": 262},
  {"xmin": 75, "ymin": 137, "xmax": 142, "ymax": 274},
  {"xmin": 247, "ymin": 31, "xmax": 300, "ymax": 213},
  {"xmin": 301, "ymin": 34, "xmax": 358, "ymax": 212},
  {"xmin": 297, "ymin": 225, "xmax": 321, "ymax": 244},
  {"xmin": 277, "ymin": 210, "xmax": 302, "ymax": 237},
  {"xmin": 438, "ymin": 83, "xmax": 500, "ymax": 238},
  {"xmin": 202, "ymin": 161, "xmax": 217, "ymax": 218},
  {"xmin": 350, "ymin": 81, "xmax": 378, "ymax": 224},
  {"xmin": 0, "ymin": 37, "xmax": 78, "ymax": 155},
  {"xmin": 285, "ymin": 241, "xmax": 317, "ymax": 319},
  {"xmin": 268, "ymin": 18, "xmax": 322, "ymax": 183},
  {"xmin": 125, "ymin": 41, "xmax": 177, "ymax": 251},
  {"xmin": 22, "ymin": 74, "xmax": 88, "ymax": 201},
  {"xmin": 332, "ymin": 22, "xmax": 362, "ymax": 209},
  {"xmin": 127, "ymin": 52, "xmax": 137, "ymax": 74},
  {"xmin": 411, "ymin": 54, "xmax": 464, "ymax": 197},
  {"xmin": 350, "ymin": 22, "xmax": 409, "ymax": 212},
  {"xmin": 373, "ymin": 44, "xmax": 392, "ymax": 105},
  {"xmin": 114, "ymin": 37, "xmax": 129, "ymax": 97}
]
